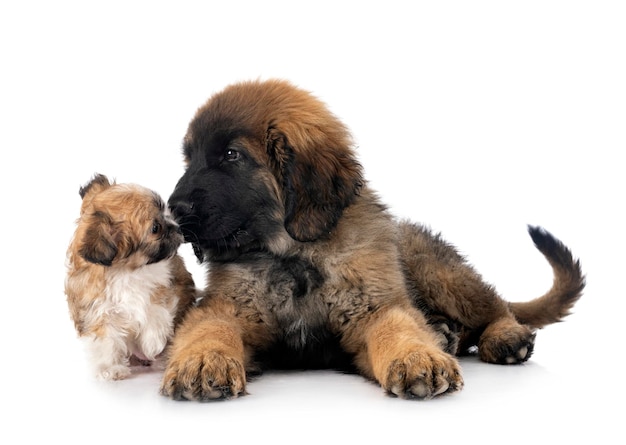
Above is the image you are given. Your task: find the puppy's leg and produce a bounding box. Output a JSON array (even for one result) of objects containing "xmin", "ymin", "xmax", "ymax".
[
  {"xmin": 160, "ymin": 297, "xmax": 252, "ymax": 401},
  {"xmin": 426, "ymin": 314, "xmax": 461, "ymax": 355},
  {"xmin": 135, "ymin": 305, "xmax": 174, "ymax": 361},
  {"xmin": 418, "ymin": 263, "xmax": 535, "ymax": 364},
  {"xmin": 85, "ymin": 335, "xmax": 131, "ymax": 380},
  {"xmin": 398, "ymin": 222, "xmax": 536, "ymax": 364},
  {"xmin": 411, "ymin": 256, "xmax": 534, "ymax": 364},
  {"xmin": 476, "ymin": 318, "xmax": 536, "ymax": 364},
  {"xmin": 351, "ymin": 306, "xmax": 463, "ymax": 399}
]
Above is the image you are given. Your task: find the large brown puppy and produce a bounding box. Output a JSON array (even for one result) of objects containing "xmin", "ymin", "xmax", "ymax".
[{"xmin": 162, "ymin": 79, "xmax": 585, "ymax": 400}]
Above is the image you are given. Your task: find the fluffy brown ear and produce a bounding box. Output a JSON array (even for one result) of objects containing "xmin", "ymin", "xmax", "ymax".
[
  {"xmin": 78, "ymin": 211, "xmax": 118, "ymax": 266},
  {"xmin": 79, "ymin": 173, "xmax": 112, "ymax": 200},
  {"xmin": 268, "ymin": 127, "xmax": 364, "ymax": 242}
]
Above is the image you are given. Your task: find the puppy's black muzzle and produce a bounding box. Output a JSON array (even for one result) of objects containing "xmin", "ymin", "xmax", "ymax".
[
  {"xmin": 169, "ymin": 200, "xmax": 194, "ymax": 221},
  {"xmin": 168, "ymin": 200, "xmax": 197, "ymax": 242},
  {"xmin": 169, "ymin": 198, "xmax": 206, "ymax": 262}
]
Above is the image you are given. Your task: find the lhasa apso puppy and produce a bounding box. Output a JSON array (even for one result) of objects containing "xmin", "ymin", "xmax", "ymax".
[{"xmin": 65, "ymin": 174, "xmax": 197, "ymax": 380}]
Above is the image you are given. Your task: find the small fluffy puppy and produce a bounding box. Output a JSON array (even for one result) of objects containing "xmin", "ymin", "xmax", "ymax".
[{"xmin": 65, "ymin": 174, "xmax": 197, "ymax": 380}]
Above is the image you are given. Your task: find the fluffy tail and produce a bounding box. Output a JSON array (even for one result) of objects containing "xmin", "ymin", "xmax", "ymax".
[{"xmin": 509, "ymin": 225, "xmax": 586, "ymax": 329}]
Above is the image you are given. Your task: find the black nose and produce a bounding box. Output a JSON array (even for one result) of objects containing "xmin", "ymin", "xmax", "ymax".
[{"xmin": 168, "ymin": 200, "xmax": 194, "ymax": 221}]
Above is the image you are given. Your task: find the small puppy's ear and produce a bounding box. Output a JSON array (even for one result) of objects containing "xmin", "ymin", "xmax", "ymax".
[
  {"xmin": 79, "ymin": 173, "xmax": 112, "ymax": 200},
  {"xmin": 268, "ymin": 128, "xmax": 363, "ymax": 242},
  {"xmin": 78, "ymin": 211, "xmax": 118, "ymax": 266}
]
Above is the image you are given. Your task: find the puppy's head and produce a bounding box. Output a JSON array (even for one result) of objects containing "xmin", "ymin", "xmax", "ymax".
[
  {"xmin": 169, "ymin": 79, "xmax": 364, "ymax": 259},
  {"xmin": 73, "ymin": 174, "xmax": 183, "ymax": 268}
]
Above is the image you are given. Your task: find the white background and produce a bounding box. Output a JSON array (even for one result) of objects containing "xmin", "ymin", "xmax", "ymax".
[{"xmin": 2, "ymin": 1, "xmax": 624, "ymax": 443}]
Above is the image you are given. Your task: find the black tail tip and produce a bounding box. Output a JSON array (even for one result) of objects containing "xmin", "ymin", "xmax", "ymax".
[
  {"xmin": 527, "ymin": 224, "xmax": 585, "ymax": 280},
  {"xmin": 527, "ymin": 225, "xmax": 558, "ymax": 251}
]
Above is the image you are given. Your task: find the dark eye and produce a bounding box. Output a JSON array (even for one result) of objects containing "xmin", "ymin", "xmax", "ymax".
[
  {"xmin": 152, "ymin": 221, "xmax": 162, "ymax": 234},
  {"xmin": 224, "ymin": 149, "xmax": 240, "ymax": 162}
]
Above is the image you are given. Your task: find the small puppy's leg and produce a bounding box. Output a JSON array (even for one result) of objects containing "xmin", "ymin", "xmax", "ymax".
[
  {"xmin": 160, "ymin": 300, "xmax": 248, "ymax": 401},
  {"xmin": 86, "ymin": 335, "xmax": 131, "ymax": 381},
  {"xmin": 354, "ymin": 307, "xmax": 463, "ymax": 399},
  {"xmin": 135, "ymin": 305, "xmax": 175, "ymax": 361}
]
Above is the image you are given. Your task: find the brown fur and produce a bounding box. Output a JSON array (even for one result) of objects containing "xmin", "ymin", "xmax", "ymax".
[
  {"xmin": 65, "ymin": 174, "xmax": 197, "ymax": 380},
  {"xmin": 161, "ymin": 79, "xmax": 585, "ymax": 400}
]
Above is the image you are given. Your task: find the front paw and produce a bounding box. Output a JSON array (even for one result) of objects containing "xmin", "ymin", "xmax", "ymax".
[
  {"xmin": 384, "ymin": 349, "xmax": 463, "ymax": 399},
  {"xmin": 137, "ymin": 334, "xmax": 168, "ymax": 361},
  {"xmin": 160, "ymin": 350, "xmax": 246, "ymax": 401},
  {"xmin": 96, "ymin": 364, "xmax": 131, "ymax": 381}
]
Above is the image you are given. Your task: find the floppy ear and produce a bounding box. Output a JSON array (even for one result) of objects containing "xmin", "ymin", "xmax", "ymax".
[
  {"xmin": 268, "ymin": 127, "xmax": 364, "ymax": 242},
  {"xmin": 79, "ymin": 173, "xmax": 113, "ymax": 200},
  {"xmin": 78, "ymin": 211, "xmax": 118, "ymax": 266}
]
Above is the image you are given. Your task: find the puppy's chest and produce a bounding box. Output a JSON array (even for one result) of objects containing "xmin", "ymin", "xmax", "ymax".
[
  {"xmin": 104, "ymin": 261, "xmax": 177, "ymax": 318},
  {"xmin": 229, "ymin": 255, "xmax": 331, "ymax": 345},
  {"xmin": 264, "ymin": 255, "xmax": 326, "ymax": 318},
  {"xmin": 266, "ymin": 255, "xmax": 324, "ymax": 299}
]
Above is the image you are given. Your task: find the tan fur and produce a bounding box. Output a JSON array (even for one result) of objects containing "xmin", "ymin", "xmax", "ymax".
[
  {"xmin": 65, "ymin": 174, "xmax": 197, "ymax": 380},
  {"xmin": 160, "ymin": 79, "xmax": 585, "ymax": 400}
]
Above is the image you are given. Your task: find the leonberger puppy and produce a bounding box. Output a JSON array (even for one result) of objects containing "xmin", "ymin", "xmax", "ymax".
[{"xmin": 161, "ymin": 79, "xmax": 585, "ymax": 401}]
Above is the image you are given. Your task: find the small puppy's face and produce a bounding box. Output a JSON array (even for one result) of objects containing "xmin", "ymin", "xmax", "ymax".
[{"xmin": 76, "ymin": 174, "xmax": 183, "ymax": 268}]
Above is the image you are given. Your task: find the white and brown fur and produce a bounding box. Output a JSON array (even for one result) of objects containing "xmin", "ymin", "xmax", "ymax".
[{"xmin": 65, "ymin": 174, "xmax": 197, "ymax": 380}]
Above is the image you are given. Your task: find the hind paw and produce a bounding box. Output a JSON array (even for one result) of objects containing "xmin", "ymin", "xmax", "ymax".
[
  {"xmin": 478, "ymin": 318, "xmax": 536, "ymax": 364},
  {"xmin": 427, "ymin": 315, "xmax": 461, "ymax": 355}
]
